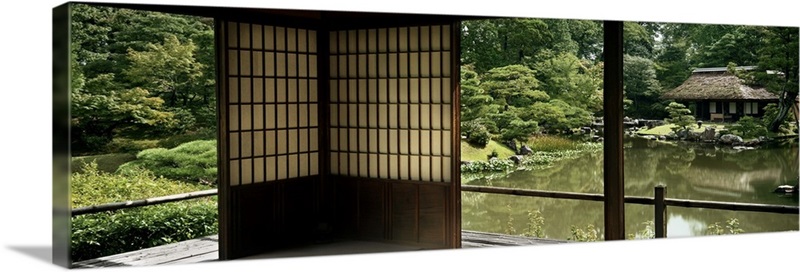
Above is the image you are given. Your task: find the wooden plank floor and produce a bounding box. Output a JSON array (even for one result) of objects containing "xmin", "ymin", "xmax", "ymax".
[{"xmin": 72, "ymin": 231, "xmax": 569, "ymax": 268}]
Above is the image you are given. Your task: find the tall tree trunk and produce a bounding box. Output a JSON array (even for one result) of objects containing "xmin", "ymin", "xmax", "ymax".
[{"xmin": 768, "ymin": 91, "xmax": 797, "ymax": 132}]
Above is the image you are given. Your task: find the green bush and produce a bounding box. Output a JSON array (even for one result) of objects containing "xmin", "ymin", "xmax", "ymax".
[
  {"xmin": 70, "ymin": 162, "xmax": 217, "ymax": 261},
  {"xmin": 730, "ymin": 116, "xmax": 767, "ymax": 139},
  {"xmin": 461, "ymin": 158, "xmax": 516, "ymax": 173},
  {"xmin": 527, "ymin": 135, "xmax": 578, "ymax": 152},
  {"xmin": 706, "ymin": 218, "xmax": 744, "ymax": 235},
  {"xmin": 104, "ymin": 138, "xmax": 161, "ymax": 154},
  {"xmin": 71, "ymin": 200, "xmax": 217, "ymax": 262},
  {"xmin": 464, "ymin": 122, "xmax": 492, "ymax": 147},
  {"xmin": 568, "ymin": 224, "xmax": 600, "ymax": 242},
  {"xmin": 158, "ymin": 128, "xmax": 216, "ymax": 149},
  {"xmin": 117, "ymin": 140, "xmax": 217, "ymax": 183}
]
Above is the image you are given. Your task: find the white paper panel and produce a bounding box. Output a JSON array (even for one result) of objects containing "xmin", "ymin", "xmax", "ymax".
[
  {"xmin": 277, "ymin": 155, "xmax": 287, "ymax": 180},
  {"xmin": 349, "ymin": 153, "xmax": 358, "ymax": 176},
  {"xmin": 442, "ymin": 158, "xmax": 451, "ymax": 182},
  {"xmin": 276, "ymin": 53, "xmax": 286, "ymax": 77},
  {"xmin": 369, "ymin": 154, "xmax": 379, "ymax": 177},
  {"xmin": 348, "ymin": 105, "xmax": 358, "ymax": 127},
  {"xmin": 368, "ymin": 55, "xmax": 377, "ymax": 78},
  {"xmin": 339, "ymin": 80, "xmax": 348, "ymax": 101},
  {"xmin": 289, "ymin": 154, "xmax": 298, "ymax": 178},
  {"xmin": 287, "ymin": 28, "xmax": 297, "ymax": 52},
  {"xmin": 443, "ymin": 79, "xmax": 452, "ymax": 103},
  {"xmin": 388, "ymin": 28, "xmax": 398, "ymax": 51},
  {"xmin": 359, "ymin": 129, "xmax": 368, "ymax": 152},
  {"xmin": 369, "ymin": 129, "xmax": 378, "ymax": 153},
  {"xmin": 399, "ymin": 28, "xmax": 408, "ymax": 51},
  {"xmin": 432, "ymin": 52, "xmax": 441, "ymax": 77},
  {"xmin": 409, "ymin": 130, "xmax": 420, "ymax": 155},
  {"xmin": 299, "ymin": 55, "xmax": 308, "ymax": 77},
  {"xmin": 239, "ymin": 23, "xmax": 250, "ymax": 49},
  {"xmin": 400, "ymin": 156, "xmax": 409, "ymax": 180},
  {"xmin": 409, "ymin": 27, "xmax": 419, "ymax": 51},
  {"xmin": 288, "ymin": 53, "xmax": 298, "ymax": 77},
  {"xmin": 431, "ymin": 25, "xmax": 441, "ymax": 50},
  {"xmin": 239, "ymin": 78, "xmax": 251, "ymax": 103},
  {"xmin": 379, "ymin": 130, "xmax": 388, "ymax": 153},
  {"xmin": 265, "ymin": 105, "xmax": 275, "ymax": 129},
  {"xmin": 410, "ymin": 53, "xmax": 419, "ymax": 77},
  {"xmin": 420, "ymin": 156, "xmax": 431, "ymax": 181},
  {"xmin": 253, "ymin": 78, "xmax": 263, "ymax": 103},
  {"xmin": 432, "ymin": 157, "xmax": 442, "ymax": 182},
  {"xmin": 228, "ymin": 50, "xmax": 238, "ymax": 76},
  {"xmin": 277, "ymin": 130, "xmax": 287, "ymax": 154},
  {"xmin": 298, "ymin": 29, "xmax": 307, "ymax": 52},
  {"xmin": 299, "ymin": 153, "xmax": 309, "ymax": 176},
  {"xmin": 253, "ymin": 25, "xmax": 264, "ymax": 49},
  {"xmin": 400, "ymin": 130, "xmax": 409, "ymax": 154},
  {"xmin": 389, "ymin": 130, "xmax": 398, "ymax": 154},
  {"xmin": 378, "ymin": 29, "xmax": 387, "ymax": 52},
  {"xmin": 410, "ymin": 156, "xmax": 420, "ymax": 180},
  {"xmin": 379, "ymin": 154, "xmax": 389, "ymax": 178},
  {"xmin": 309, "ymin": 80, "xmax": 318, "ymax": 101},
  {"xmin": 277, "ymin": 105, "xmax": 287, "ymax": 128},
  {"xmin": 358, "ymin": 80, "xmax": 367, "ymax": 102},
  {"xmin": 241, "ymin": 158, "xmax": 252, "ymax": 185},
  {"xmin": 442, "ymin": 25, "xmax": 451, "ymax": 50},
  {"xmin": 420, "ymin": 26, "xmax": 430, "ymax": 51},
  {"xmin": 310, "ymin": 153, "xmax": 319, "ymax": 175},
  {"xmin": 253, "ymin": 105, "xmax": 263, "ymax": 130},
  {"xmin": 241, "ymin": 132, "xmax": 251, "ymax": 157},
  {"xmin": 276, "ymin": 27, "xmax": 286, "ymax": 51},
  {"xmin": 348, "ymin": 30, "xmax": 357, "ymax": 53},
  {"xmin": 254, "ymin": 131, "xmax": 264, "ymax": 156},
  {"xmin": 337, "ymin": 31, "xmax": 346, "ymax": 54},
  {"xmin": 329, "ymin": 56, "xmax": 339, "ymax": 78},
  {"xmin": 289, "ymin": 129, "xmax": 298, "ymax": 153},
  {"xmin": 389, "ymin": 54, "xmax": 398, "ymax": 77},
  {"xmin": 349, "ymin": 128, "xmax": 358, "ymax": 151},
  {"xmin": 359, "ymin": 154, "xmax": 369, "ymax": 177},
  {"xmin": 253, "ymin": 51, "xmax": 263, "ymax": 76},
  {"xmin": 431, "ymin": 105, "xmax": 441, "ymax": 130},
  {"xmin": 229, "ymin": 132, "xmax": 239, "ymax": 158},
  {"xmin": 408, "ymin": 79, "xmax": 417, "ymax": 103},
  {"xmin": 266, "ymin": 156, "xmax": 277, "ymax": 180},
  {"xmin": 228, "ymin": 77, "xmax": 239, "ymax": 103},
  {"xmin": 421, "ymin": 130, "xmax": 431, "ymax": 156},
  {"xmin": 379, "ymin": 105, "xmax": 388, "ymax": 129},
  {"xmin": 378, "ymin": 55, "xmax": 388, "ymax": 77},
  {"xmin": 239, "ymin": 132, "xmax": 253, "ymax": 157},
  {"xmin": 309, "ymin": 56, "xmax": 318, "ymax": 77},
  {"xmin": 254, "ymin": 157, "xmax": 264, "ymax": 183},
  {"xmin": 330, "ymin": 152, "xmax": 339, "ymax": 175},
  {"xmin": 264, "ymin": 26, "xmax": 275, "ymax": 50},
  {"xmin": 339, "ymin": 153, "xmax": 348, "ymax": 175},
  {"xmin": 420, "ymin": 52, "xmax": 430, "ymax": 76},
  {"xmin": 443, "ymin": 52, "xmax": 451, "ymax": 76},
  {"xmin": 288, "ymin": 104, "xmax": 298, "ymax": 127},
  {"xmin": 420, "ymin": 105, "xmax": 430, "ymax": 129},
  {"xmin": 299, "ymin": 104, "xmax": 308, "ymax": 127},
  {"xmin": 399, "ymin": 105, "xmax": 408, "ymax": 129},
  {"xmin": 389, "ymin": 155, "xmax": 399, "ymax": 179},
  {"xmin": 432, "ymin": 131, "xmax": 441, "ymax": 156},
  {"xmin": 230, "ymin": 160, "xmax": 239, "ymax": 186},
  {"xmin": 265, "ymin": 131, "xmax": 276, "ymax": 155},
  {"xmin": 443, "ymin": 106, "xmax": 451, "ymax": 129},
  {"xmin": 442, "ymin": 131, "xmax": 451, "ymax": 156},
  {"xmin": 229, "ymin": 106, "xmax": 239, "ymax": 131},
  {"xmin": 410, "ymin": 105, "xmax": 419, "ymax": 129},
  {"xmin": 265, "ymin": 52, "xmax": 275, "ymax": 76},
  {"xmin": 389, "ymin": 105, "xmax": 398, "ymax": 128},
  {"xmin": 338, "ymin": 128, "xmax": 347, "ymax": 151},
  {"xmin": 310, "ymin": 129, "xmax": 319, "ymax": 151},
  {"xmin": 357, "ymin": 29, "xmax": 367, "ymax": 53},
  {"xmin": 348, "ymin": 55, "xmax": 357, "ymax": 77},
  {"xmin": 400, "ymin": 53, "xmax": 408, "ymax": 77},
  {"xmin": 227, "ymin": 22, "xmax": 238, "ymax": 47},
  {"xmin": 239, "ymin": 51, "xmax": 251, "ymax": 75},
  {"xmin": 388, "ymin": 79, "xmax": 398, "ymax": 103}
]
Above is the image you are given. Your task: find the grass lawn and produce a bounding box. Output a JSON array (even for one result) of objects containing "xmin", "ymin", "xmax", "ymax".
[
  {"xmin": 460, "ymin": 139, "xmax": 516, "ymax": 162},
  {"xmin": 71, "ymin": 153, "xmax": 137, "ymax": 174}
]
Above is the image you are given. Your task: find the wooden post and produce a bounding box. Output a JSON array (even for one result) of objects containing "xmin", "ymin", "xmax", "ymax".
[
  {"xmin": 603, "ymin": 20, "xmax": 625, "ymax": 241},
  {"xmin": 654, "ymin": 185, "xmax": 667, "ymax": 238}
]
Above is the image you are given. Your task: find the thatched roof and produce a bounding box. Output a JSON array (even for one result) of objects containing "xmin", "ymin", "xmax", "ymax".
[{"xmin": 661, "ymin": 70, "xmax": 779, "ymax": 101}]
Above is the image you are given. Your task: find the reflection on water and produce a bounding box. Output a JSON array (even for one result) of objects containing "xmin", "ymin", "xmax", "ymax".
[{"xmin": 462, "ymin": 137, "xmax": 799, "ymax": 240}]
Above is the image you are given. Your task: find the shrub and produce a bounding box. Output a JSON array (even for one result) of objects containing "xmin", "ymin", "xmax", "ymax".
[
  {"xmin": 158, "ymin": 128, "xmax": 216, "ymax": 149},
  {"xmin": 70, "ymin": 162, "xmax": 217, "ymax": 261},
  {"xmin": 527, "ymin": 135, "xmax": 578, "ymax": 152},
  {"xmin": 464, "ymin": 122, "xmax": 492, "ymax": 147},
  {"xmin": 568, "ymin": 224, "xmax": 601, "ymax": 242},
  {"xmin": 627, "ymin": 221, "xmax": 655, "ymax": 240},
  {"xmin": 104, "ymin": 138, "xmax": 160, "ymax": 154},
  {"xmin": 665, "ymin": 102, "xmax": 696, "ymax": 132},
  {"xmin": 71, "ymin": 200, "xmax": 217, "ymax": 262},
  {"xmin": 730, "ymin": 116, "xmax": 767, "ymax": 139},
  {"xmin": 706, "ymin": 218, "xmax": 744, "ymax": 235},
  {"xmin": 460, "ymin": 158, "xmax": 516, "ymax": 173},
  {"xmin": 117, "ymin": 140, "xmax": 217, "ymax": 183},
  {"xmin": 522, "ymin": 210, "xmax": 545, "ymax": 238}
]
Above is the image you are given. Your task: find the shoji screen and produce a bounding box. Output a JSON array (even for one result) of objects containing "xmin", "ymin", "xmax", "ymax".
[
  {"xmin": 328, "ymin": 25, "xmax": 456, "ymax": 247},
  {"xmin": 226, "ymin": 22, "xmax": 320, "ymax": 186},
  {"xmin": 219, "ymin": 20, "xmax": 321, "ymax": 259},
  {"xmin": 329, "ymin": 26, "xmax": 452, "ymax": 182}
]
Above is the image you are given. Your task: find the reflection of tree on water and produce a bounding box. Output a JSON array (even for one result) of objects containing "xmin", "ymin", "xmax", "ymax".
[{"xmin": 462, "ymin": 138, "xmax": 798, "ymax": 239}]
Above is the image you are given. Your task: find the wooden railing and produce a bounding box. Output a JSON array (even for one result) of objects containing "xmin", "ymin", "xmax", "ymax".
[
  {"xmin": 71, "ymin": 185, "xmax": 798, "ymax": 239},
  {"xmin": 461, "ymin": 184, "xmax": 799, "ymax": 238},
  {"xmin": 70, "ymin": 189, "xmax": 218, "ymax": 216}
]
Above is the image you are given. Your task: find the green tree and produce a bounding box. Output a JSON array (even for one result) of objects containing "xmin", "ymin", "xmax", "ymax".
[
  {"xmin": 500, "ymin": 118, "xmax": 539, "ymax": 143},
  {"xmin": 460, "ymin": 65, "xmax": 494, "ymax": 122},
  {"xmin": 533, "ymin": 52, "xmax": 603, "ymax": 112},
  {"xmin": 623, "ymin": 54, "xmax": 667, "ymax": 119},
  {"xmin": 481, "ymin": 65, "xmax": 549, "ymax": 108},
  {"xmin": 749, "ymin": 27, "xmax": 799, "ymax": 132},
  {"xmin": 665, "ymin": 102, "xmax": 696, "ymax": 132}
]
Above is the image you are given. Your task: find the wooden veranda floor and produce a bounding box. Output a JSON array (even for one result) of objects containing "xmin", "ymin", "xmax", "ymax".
[{"xmin": 72, "ymin": 231, "xmax": 569, "ymax": 268}]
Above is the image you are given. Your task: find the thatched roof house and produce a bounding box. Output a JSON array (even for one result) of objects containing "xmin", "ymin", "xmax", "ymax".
[{"xmin": 661, "ymin": 66, "xmax": 779, "ymax": 122}]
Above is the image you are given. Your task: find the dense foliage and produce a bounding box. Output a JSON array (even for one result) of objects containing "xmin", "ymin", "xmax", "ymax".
[
  {"xmin": 70, "ymin": 4, "xmax": 215, "ymax": 154},
  {"xmin": 117, "ymin": 140, "xmax": 218, "ymax": 184},
  {"xmin": 70, "ymin": 162, "xmax": 217, "ymax": 261}
]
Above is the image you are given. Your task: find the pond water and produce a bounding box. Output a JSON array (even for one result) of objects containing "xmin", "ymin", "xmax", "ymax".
[{"xmin": 461, "ymin": 137, "xmax": 799, "ymax": 239}]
